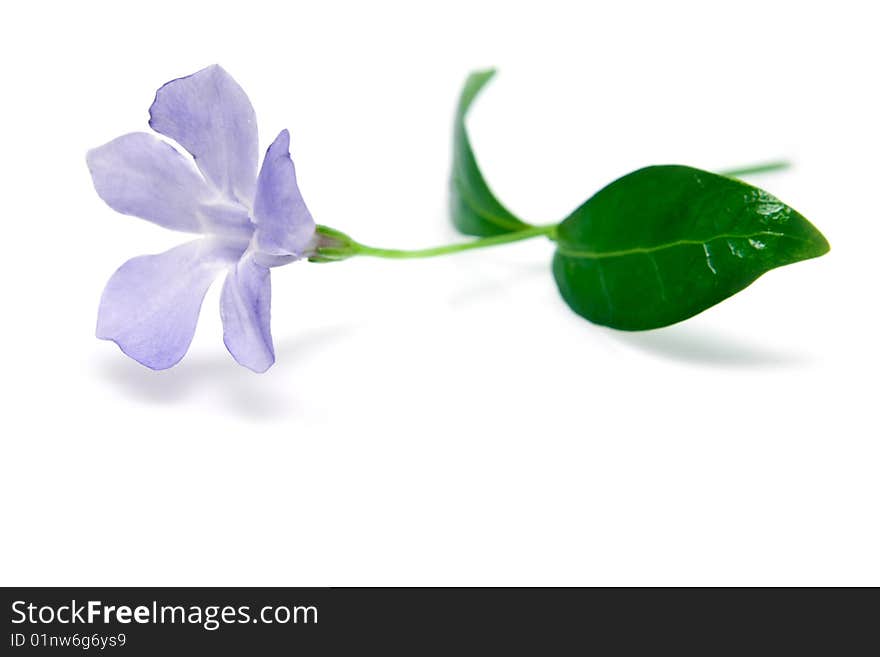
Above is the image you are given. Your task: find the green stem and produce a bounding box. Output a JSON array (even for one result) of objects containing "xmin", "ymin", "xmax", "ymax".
[
  {"xmin": 351, "ymin": 223, "xmax": 557, "ymax": 260},
  {"xmin": 719, "ymin": 160, "xmax": 791, "ymax": 178},
  {"xmin": 315, "ymin": 157, "xmax": 790, "ymax": 263}
]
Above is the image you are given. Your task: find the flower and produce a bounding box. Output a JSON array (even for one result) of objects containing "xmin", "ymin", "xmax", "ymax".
[{"xmin": 87, "ymin": 65, "xmax": 315, "ymax": 372}]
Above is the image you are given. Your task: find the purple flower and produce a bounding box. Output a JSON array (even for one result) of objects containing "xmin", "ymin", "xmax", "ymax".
[{"xmin": 88, "ymin": 65, "xmax": 315, "ymax": 372}]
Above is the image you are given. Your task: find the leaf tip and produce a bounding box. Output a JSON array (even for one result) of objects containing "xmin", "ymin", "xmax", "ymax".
[{"xmin": 469, "ymin": 67, "xmax": 497, "ymax": 81}]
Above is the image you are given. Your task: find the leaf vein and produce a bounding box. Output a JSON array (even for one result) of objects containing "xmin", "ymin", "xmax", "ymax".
[{"xmin": 557, "ymin": 230, "xmax": 794, "ymax": 260}]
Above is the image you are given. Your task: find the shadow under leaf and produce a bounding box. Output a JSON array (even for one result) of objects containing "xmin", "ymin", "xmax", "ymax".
[{"xmin": 608, "ymin": 323, "xmax": 810, "ymax": 368}]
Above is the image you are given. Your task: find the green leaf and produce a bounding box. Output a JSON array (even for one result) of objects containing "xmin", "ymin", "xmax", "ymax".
[
  {"xmin": 450, "ymin": 69, "xmax": 530, "ymax": 236},
  {"xmin": 552, "ymin": 165, "xmax": 830, "ymax": 330}
]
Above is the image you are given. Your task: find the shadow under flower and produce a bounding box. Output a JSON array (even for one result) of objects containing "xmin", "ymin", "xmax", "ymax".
[
  {"xmin": 94, "ymin": 323, "xmax": 355, "ymax": 419},
  {"xmin": 607, "ymin": 323, "xmax": 810, "ymax": 368}
]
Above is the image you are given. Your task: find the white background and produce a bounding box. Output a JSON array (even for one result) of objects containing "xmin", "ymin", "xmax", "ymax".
[{"xmin": 1, "ymin": 1, "xmax": 877, "ymax": 585}]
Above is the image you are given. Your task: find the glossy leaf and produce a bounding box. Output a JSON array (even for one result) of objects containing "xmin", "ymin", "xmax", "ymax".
[
  {"xmin": 552, "ymin": 165, "xmax": 829, "ymax": 330},
  {"xmin": 450, "ymin": 69, "xmax": 530, "ymax": 236}
]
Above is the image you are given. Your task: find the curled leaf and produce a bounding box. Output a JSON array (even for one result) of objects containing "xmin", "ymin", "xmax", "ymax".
[{"xmin": 450, "ymin": 69, "xmax": 530, "ymax": 236}]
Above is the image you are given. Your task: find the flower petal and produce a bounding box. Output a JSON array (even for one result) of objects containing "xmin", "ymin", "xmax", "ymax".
[
  {"xmin": 252, "ymin": 129, "xmax": 316, "ymax": 257},
  {"xmin": 97, "ymin": 239, "xmax": 242, "ymax": 370},
  {"xmin": 220, "ymin": 252, "xmax": 275, "ymax": 372},
  {"xmin": 87, "ymin": 132, "xmax": 252, "ymax": 238},
  {"xmin": 149, "ymin": 65, "xmax": 259, "ymax": 205}
]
